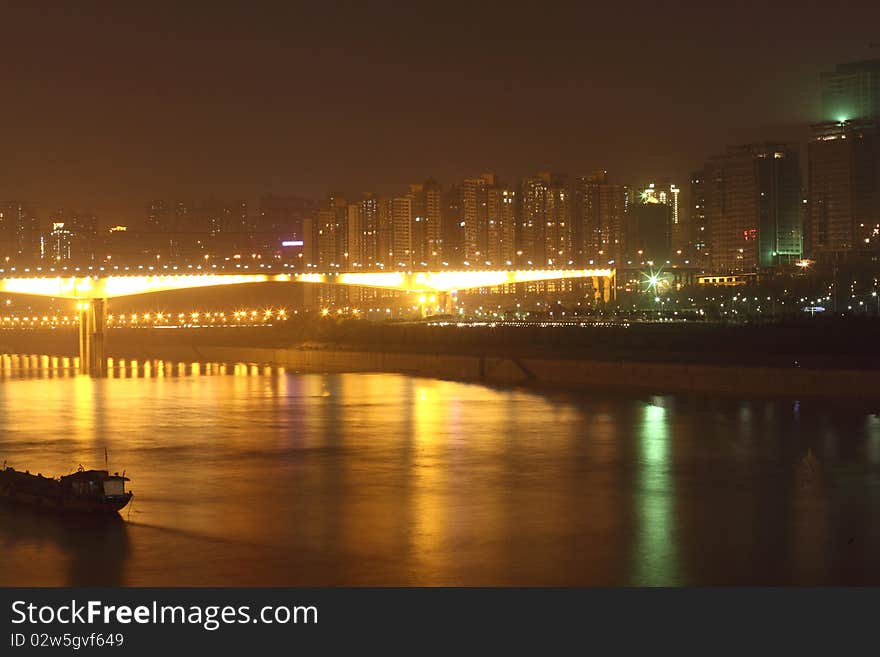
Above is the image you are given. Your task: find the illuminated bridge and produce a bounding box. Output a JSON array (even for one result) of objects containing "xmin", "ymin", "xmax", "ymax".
[{"xmin": 0, "ymin": 268, "xmax": 614, "ymax": 375}]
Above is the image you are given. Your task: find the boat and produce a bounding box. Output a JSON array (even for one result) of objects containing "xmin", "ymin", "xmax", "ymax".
[{"xmin": 0, "ymin": 464, "xmax": 132, "ymax": 514}]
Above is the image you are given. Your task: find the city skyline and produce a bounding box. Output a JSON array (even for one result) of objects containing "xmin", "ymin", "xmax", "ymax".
[{"xmin": 0, "ymin": 3, "xmax": 878, "ymax": 224}]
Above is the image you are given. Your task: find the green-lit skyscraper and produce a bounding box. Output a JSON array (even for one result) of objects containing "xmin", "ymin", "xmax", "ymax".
[{"xmin": 807, "ymin": 59, "xmax": 880, "ymax": 261}]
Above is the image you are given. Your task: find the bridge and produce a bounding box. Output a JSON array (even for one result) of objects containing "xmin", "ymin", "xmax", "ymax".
[{"xmin": 0, "ymin": 268, "xmax": 614, "ymax": 375}]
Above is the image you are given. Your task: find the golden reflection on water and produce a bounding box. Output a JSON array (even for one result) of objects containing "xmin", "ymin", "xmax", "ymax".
[
  {"xmin": 412, "ymin": 383, "xmax": 444, "ymax": 568},
  {"xmin": 1, "ymin": 356, "xmax": 879, "ymax": 586},
  {"xmin": 0, "ymin": 354, "xmax": 285, "ymax": 381}
]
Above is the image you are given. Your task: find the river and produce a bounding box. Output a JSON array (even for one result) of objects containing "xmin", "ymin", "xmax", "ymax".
[{"xmin": 1, "ymin": 354, "xmax": 880, "ymax": 585}]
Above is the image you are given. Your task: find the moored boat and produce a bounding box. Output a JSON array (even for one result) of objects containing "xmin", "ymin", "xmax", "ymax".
[{"xmin": 0, "ymin": 464, "xmax": 132, "ymax": 514}]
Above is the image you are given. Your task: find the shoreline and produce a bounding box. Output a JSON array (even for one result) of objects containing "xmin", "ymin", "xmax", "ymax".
[
  {"xmin": 3, "ymin": 325, "xmax": 880, "ymax": 399},
  {"xmin": 3, "ymin": 341, "xmax": 874, "ymax": 401}
]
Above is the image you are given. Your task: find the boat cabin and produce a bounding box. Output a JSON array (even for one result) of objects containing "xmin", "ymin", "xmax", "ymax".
[{"xmin": 60, "ymin": 470, "xmax": 130, "ymax": 499}]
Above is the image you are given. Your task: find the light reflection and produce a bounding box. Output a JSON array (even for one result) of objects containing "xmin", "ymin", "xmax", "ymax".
[
  {"xmin": 0, "ymin": 353, "xmax": 283, "ymax": 380},
  {"xmin": 411, "ymin": 383, "xmax": 445, "ymax": 570},
  {"xmin": 633, "ymin": 400, "xmax": 681, "ymax": 585}
]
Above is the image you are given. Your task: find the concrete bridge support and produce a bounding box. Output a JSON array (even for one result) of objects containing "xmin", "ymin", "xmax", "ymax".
[
  {"xmin": 592, "ymin": 276, "xmax": 615, "ymax": 304},
  {"xmin": 77, "ymin": 298, "xmax": 107, "ymax": 376},
  {"xmin": 437, "ymin": 291, "xmax": 458, "ymax": 316}
]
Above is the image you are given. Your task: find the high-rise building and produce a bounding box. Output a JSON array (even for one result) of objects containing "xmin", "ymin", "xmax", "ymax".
[
  {"xmin": 690, "ymin": 170, "xmax": 709, "ymax": 264},
  {"xmin": 358, "ymin": 193, "xmax": 381, "ymax": 269},
  {"xmin": 575, "ymin": 170, "xmax": 627, "ymax": 265},
  {"xmin": 404, "ymin": 179, "xmax": 444, "ymax": 269},
  {"xmin": 346, "ymin": 203, "xmax": 363, "ymax": 269},
  {"xmin": 315, "ymin": 207, "xmax": 336, "ymax": 270},
  {"xmin": 391, "ymin": 195, "xmax": 413, "ymax": 267},
  {"xmin": 545, "ymin": 176, "xmax": 573, "ymax": 266},
  {"xmin": 821, "ymin": 59, "xmax": 880, "ymax": 123},
  {"xmin": 625, "ymin": 197, "xmax": 672, "ymax": 263},
  {"xmin": 462, "ymin": 175, "xmax": 493, "ymax": 265},
  {"xmin": 702, "ymin": 143, "xmax": 802, "ymax": 272},
  {"xmin": 518, "ymin": 175, "xmax": 548, "ymax": 266},
  {"xmin": 378, "ymin": 196, "xmax": 394, "ymax": 268},
  {"xmin": 487, "ymin": 186, "xmax": 516, "ymax": 266},
  {"xmin": 423, "ymin": 179, "xmax": 443, "ymax": 268},
  {"xmin": 409, "ymin": 183, "xmax": 428, "ymax": 267},
  {"xmin": 0, "ymin": 202, "xmax": 39, "ymax": 260},
  {"xmin": 442, "ymin": 185, "xmax": 463, "ymax": 267},
  {"xmin": 806, "ymin": 119, "xmax": 880, "ymax": 258},
  {"xmin": 638, "ymin": 182, "xmax": 682, "ymax": 250},
  {"xmin": 42, "ymin": 222, "xmax": 73, "ymax": 262},
  {"xmin": 313, "ymin": 195, "xmax": 348, "ymax": 270}
]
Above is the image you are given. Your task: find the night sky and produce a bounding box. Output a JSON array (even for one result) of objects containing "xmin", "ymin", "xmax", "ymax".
[{"xmin": 1, "ymin": 1, "xmax": 878, "ymax": 224}]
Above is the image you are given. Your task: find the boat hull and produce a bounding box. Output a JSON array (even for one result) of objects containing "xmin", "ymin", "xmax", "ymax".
[
  {"xmin": 0, "ymin": 488, "xmax": 132, "ymax": 514},
  {"xmin": 0, "ymin": 475, "xmax": 132, "ymax": 515}
]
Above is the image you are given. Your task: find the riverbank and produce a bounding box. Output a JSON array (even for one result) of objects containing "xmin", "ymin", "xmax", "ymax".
[
  {"xmin": 3, "ymin": 333, "xmax": 878, "ymax": 400},
  {"xmin": 3, "ymin": 321, "xmax": 880, "ymax": 399},
  {"xmin": 116, "ymin": 343, "xmax": 880, "ymax": 400}
]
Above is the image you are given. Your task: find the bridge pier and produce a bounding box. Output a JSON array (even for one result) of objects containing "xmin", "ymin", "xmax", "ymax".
[
  {"xmin": 77, "ymin": 298, "xmax": 107, "ymax": 376},
  {"xmin": 437, "ymin": 291, "xmax": 459, "ymax": 316}
]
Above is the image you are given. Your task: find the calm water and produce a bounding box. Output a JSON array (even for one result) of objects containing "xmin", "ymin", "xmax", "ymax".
[{"xmin": 1, "ymin": 354, "xmax": 880, "ymax": 586}]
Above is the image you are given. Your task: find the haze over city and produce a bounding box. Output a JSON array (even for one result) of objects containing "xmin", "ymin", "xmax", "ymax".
[{"xmin": 1, "ymin": 1, "xmax": 878, "ymax": 224}]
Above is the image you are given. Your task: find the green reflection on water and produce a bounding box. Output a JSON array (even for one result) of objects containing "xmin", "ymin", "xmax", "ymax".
[{"xmin": 632, "ymin": 400, "xmax": 681, "ymax": 585}]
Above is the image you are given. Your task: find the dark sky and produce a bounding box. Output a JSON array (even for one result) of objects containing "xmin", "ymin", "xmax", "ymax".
[{"xmin": 1, "ymin": 1, "xmax": 879, "ymax": 224}]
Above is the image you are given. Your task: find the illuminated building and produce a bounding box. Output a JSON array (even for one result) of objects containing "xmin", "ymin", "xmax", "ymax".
[
  {"xmin": 346, "ymin": 202, "xmax": 363, "ymax": 268},
  {"xmin": 690, "ymin": 170, "xmax": 709, "ymax": 264},
  {"xmin": 0, "ymin": 202, "xmax": 39, "ymax": 262},
  {"xmin": 41, "ymin": 222, "xmax": 74, "ymax": 262},
  {"xmin": 806, "ymin": 119, "xmax": 880, "ymax": 259},
  {"xmin": 487, "ymin": 186, "xmax": 516, "ymax": 266},
  {"xmin": 315, "ymin": 208, "xmax": 337, "ymax": 270},
  {"xmin": 638, "ymin": 182, "xmax": 682, "ymax": 249},
  {"xmin": 462, "ymin": 175, "xmax": 492, "ymax": 264},
  {"xmin": 358, "ymin": 193, "xmax": 381, "ymax": 269},
  {"xmin": 518, "ymin": 175, "xmax": 548, "ymax": 265},
  {"xmin": 515, "ymin": 173, "xmax": 577, "ymax": 267},
  {"xmin": 409, "ymin": 183, "xmax": 427, "ymax": 267},
  {"xmin": 702, "ymin": 143, "xmax": 802, "ymax": 272},
  {"xmin": 821, "ymin": 58, "xmax": 880, "ymax": 123},
  {"xmin": 575, "ymin": 170, "xmax": 627, "ymax": 265},
  {"xmin": 314, "ymin": 195, "xmax": 348, "ymax": 269},
  {"xmin": 405, "ymin": 179, "xmax": 444, "ymax": 268},
  {"xmin": 441, "ymin": 184, "xmax": 463, "ymax": 266},
  {"xmin": 545, "ymin": 176, "xmax": 573, "ymax": 267},
  {"xmin": 378, "ymin": 196, "xmax": 394, "ymax": 268},
  {"xmin": 423, "ymin": 179, "xmax": 443, "ymax": 268},
  {"xmin": 391, "ymin": 195, "xmax": 413, "ymax": 268},
  {"xmin": 626, "ymin": 194, "xmax": 672, "ymax": 262}
]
